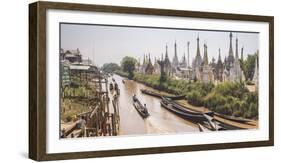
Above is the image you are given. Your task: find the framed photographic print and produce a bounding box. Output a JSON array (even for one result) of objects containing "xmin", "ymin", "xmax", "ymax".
[{"xmin": 29, "ymin": 1, "xmax": 274, "ymax": 161}]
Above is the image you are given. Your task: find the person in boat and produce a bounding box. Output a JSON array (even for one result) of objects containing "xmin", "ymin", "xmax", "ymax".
[
  {"xmin": 109, "ymin": 82, "xmax": 113, "ymax": 90},
  {"xmin": 77, "ymin": 116, "xmax": 86, "ymax": 136},
  {"xmin": 115, "ymin": 83, "xmax": 118, "ymax": 89},
  {"xmin": 133, "ymin": 94, "xmax": 137, "ymax": 101},
  {"xmin": 143, "ymin": 104, "xmax": 149, "ymax": 115},
  {"xmin": 143, "ymin": 104, "xmax": 147, "ymax": 112}
]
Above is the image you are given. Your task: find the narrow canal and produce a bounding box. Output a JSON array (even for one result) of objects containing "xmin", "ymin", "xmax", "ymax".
[{"xmin": 108, "ymin": 74, "xmax": 199, "ymax": 136}]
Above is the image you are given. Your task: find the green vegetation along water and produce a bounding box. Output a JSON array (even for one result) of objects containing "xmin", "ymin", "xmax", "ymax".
[{"xmin": 114, "ymin": 71, "xmax": 258, "ymax": 120}]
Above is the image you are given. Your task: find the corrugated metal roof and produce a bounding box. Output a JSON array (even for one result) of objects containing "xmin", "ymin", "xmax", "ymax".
[{"xmin": 69, "ymin": 65, "xmax": 90, "ymax": 70}]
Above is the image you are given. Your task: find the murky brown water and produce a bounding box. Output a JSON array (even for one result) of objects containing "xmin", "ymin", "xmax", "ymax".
[{"xmin": 108, "ymin": 74, "xmax": 199, "ymax": 136}]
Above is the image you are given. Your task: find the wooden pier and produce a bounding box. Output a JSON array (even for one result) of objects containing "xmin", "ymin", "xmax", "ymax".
[{"xmin": 60, "ymin": 66, "xmax": 120, "ymax": 138}]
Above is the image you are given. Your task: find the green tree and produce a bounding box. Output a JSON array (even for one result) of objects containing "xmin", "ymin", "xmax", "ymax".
[
  {"xmin": 101, "ymin": 63, "xmax": 121, "ymax": 73},
  {"xmin": 241, "ymin": 54, "xmax": 257, "ymax": 81},
  {"xmin": 121, "ymin": 56, "xmax": 137, "ymax": 79},
  {"xmin": 157, "ymin": 60, "xmax": 167, "ymax": 88}
]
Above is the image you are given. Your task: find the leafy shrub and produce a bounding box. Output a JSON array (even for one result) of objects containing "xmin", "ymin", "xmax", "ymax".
[
  {"xmin": 66, "ymin": 115, "xmax": 72, "ymax": 122},
  {"xmin": 186, "ymin": 90, "xmax": 205, "ymax": 106}
]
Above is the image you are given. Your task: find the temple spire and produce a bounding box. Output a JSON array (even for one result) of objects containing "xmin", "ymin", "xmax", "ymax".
[
  {"xmin": 187, "ymin": 41, "xmax": 190, "ymax": 68},
  {"xmin": 172, "ymin": 40, "xmax": 179, "ymax": 67},
  {"xmin": 203, "ymin": 43, "xmax": 208, "ymax": 65},
  {"xmin": 217, "ymin": 48, "xmax": 222, "ymax": 65},
  {"xmin": 164, "ymin": 44, "xmax": 170, "ymax": 64},
  {"xmin": 241, "ymin": 46, "xmax": 244, "ymax": 61},
  {"xmin": 229, "ymin": 32, "xmax": 234, "ymax": 57},
  {"xmin": 165, "ymin": 44, "xmax": 168, "ymax": 58},
  {"xmin": 196, "ymin": 35, "xmax": 201, "ymax": 57},
  {"xmin": 218, "ymin": 48, "xmax": 221, "ymax": 61},
  {"xmin": 235, "ymin": 37, "xmax": 239, "ymax": 59},
  {"xmin": 174, "ymin": 40, "xmax": 177, "ymax": 58}
]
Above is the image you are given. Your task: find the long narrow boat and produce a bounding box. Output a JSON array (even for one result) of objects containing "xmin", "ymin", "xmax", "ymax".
[
  {"xmin": 160, "ymin": 100, "xmax": 207, "ymax": 123},
  {"xmin": 140, "ymin": 89, "xmax": 185, "ymax": 100},
  {"xmin": 109, "ymin": 83, "xmax": 113, "ymax": 90},
  {"xmin": 116, "ymin": 88, "xmax": 120, "ymax": 96},
  {"xmin": 198, "ymin": 123, "xmax": 211, "ymax": 132},
  {"xmin": 163, "ymin": 97, "xmax": 214, "ymax": 117},
  {"xmin": 132, "ymin": 96, "xmax": 149, "ymax": 118},
  {"xmin": 214, "ymin": 113, "xmax": 252, "ymax": 124},
  {"xmin": 167, "ymin": 98, "xmax": 251, "ymax": 129},
  {"xmin": 114, "ymin": 83, "xmax": 118, "ymax": 91},
  {"xmin": 215, "ymin": 120, "xmax": 245, "ymax": 130}
]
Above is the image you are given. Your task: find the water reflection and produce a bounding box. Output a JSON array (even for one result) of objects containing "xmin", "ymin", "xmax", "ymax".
[{"xmin": 108, "ymin": 74, "xmax": 198, "ymax": 136}]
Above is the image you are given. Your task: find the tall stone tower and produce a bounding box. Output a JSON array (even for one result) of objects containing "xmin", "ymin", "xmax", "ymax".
[
  {"xmin": 164, "ymin": 44, "xmax": 171, "ymax": 76},
  {"xmin": 187, "ymin": 41, "xmax": 190, "ymax": 68},
  {"xmin": 241, "ymin": 47, "xmax": 244, "ymax": 61},
  {"xmin": 226, "ymin": 32, "xmax": 235, "ymax": 70},
  {"xmin": 235, "ymin": 37, "xmax": 239, "ymax": 59},
  {"xmin": 194, "ymin": 36, "xmax": 202, "ymax": 66},
  {"xmin": 216, "ymin": 48, "xmax": 224, "ymax": 81},
  {"xmin": 172, "ymin": 40, "xmax": 179, "ymax": 71},
  {"xmin": 192, "ymin": 35, "xmax": 203, "ymax": 80},
  {"xmin": 203, "ymin": 43, "xmax": 209, "ymax": 65}
]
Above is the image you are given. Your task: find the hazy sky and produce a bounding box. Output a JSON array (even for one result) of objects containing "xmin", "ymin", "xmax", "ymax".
[{"xmin": 61, "ymin": 23, "xmax": 259, "ymax": 67}]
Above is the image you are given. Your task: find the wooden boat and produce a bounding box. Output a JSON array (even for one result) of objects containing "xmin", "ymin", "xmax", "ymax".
[
  {"xmin": 114, "ymin": 83, "xmax": 118, "ymax": 91},
  {"xmin": 140, "ymin": 89, "xmax": 185, "ymax": 100},
  {"xmin": 198, "ymin": 123, "xmax": 210, "ymax": 132},
  {"xmin": 166, "ymin": 95, "xmax": 185, "ymax": 100},
  {"xmin": 109, "ymin": 83, "xmax": 113, "ymax": 90},
  {"xmin": 160, "ymin": 100, "xmax": 207, "ymax": 123},
  {"xmin": 163, "ymin": 97, "xmax": 214, "ymax": 117},
  {"xmin": 214, "ymin": 113, "xmax": 252, "ymax": 124},
  {"xmin": 132, "ymin": 96, "xmax": 149, "ymax": 118},
  {"xmin": 215, "ymin": 121, "xmax": 244, "ymax": 130},
  {"xmin": 202, "ymin": 114, "xmax": 218, "ymax": 130}
]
